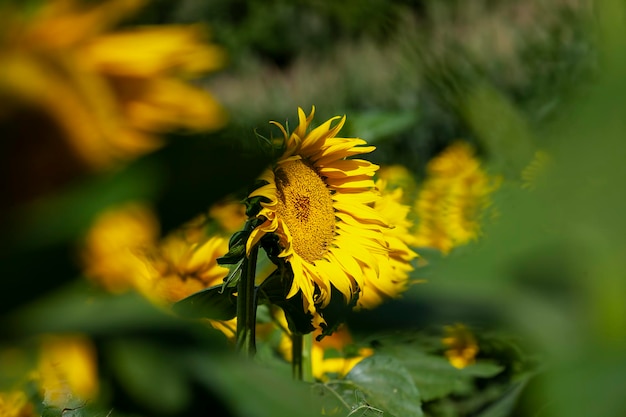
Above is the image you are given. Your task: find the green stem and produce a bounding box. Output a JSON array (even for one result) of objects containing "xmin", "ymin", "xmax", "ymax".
[
  {"xmin": 292, "ymin": 333, "xmax": 303, "ymax": 380},
  {"xmin": 302, "ymin": 332, "xmax": 314, "ymax": 382},
  {"xmin": 236, "ymin": 244, "xmax": 259, "ymax": 357}
]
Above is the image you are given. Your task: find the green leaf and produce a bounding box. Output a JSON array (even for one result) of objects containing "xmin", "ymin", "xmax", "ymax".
[
  {"xmin": 311, "ymin": 383, "xmax": 352, "ymax": 416},
  {"xmin": 346, "ymin": 354, "xmax": 423, "ymax": 417},
  {"xmin": 186, "ymin": 352, "xmax": 321, "ymax": 417},
  {"xmin": 313, "ymin": 382, "xmax": 386, "ymax": 417},
  {"xmin": 107, "ymin": 338, "xmax": 190, "ymax": 415},
  {"xmin": 2, "ymin": 283, "xmax": 195, "ymax": 339},
  {"xmin": 370, "ymin": 339, "xmax": 504, "ymax": 402},
  {"xmin": 172, "ymin": 284, "xmax": 237, "ymax": 320},
  {"xmin": 348, "ymin": 110, "xmax": 419, "ymax": 143},
  {"xmin": 475, "ymin": 379, "xmax": 529, "ymax": 417}
]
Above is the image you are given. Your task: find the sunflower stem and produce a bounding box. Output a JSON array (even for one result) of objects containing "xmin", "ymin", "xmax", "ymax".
[
  {"xmin": 291, "ymin": 333, "xmax": 303, "ymax": 380},
  {"xmin": 302, "ymin": 332, "xmax": 314, "ymax": 382},
  {"xmin": 236, "ymin": 244, "xmax": 258, "ymax": 357}
]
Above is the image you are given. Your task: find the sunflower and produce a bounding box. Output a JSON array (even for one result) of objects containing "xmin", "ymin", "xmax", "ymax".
[
  {"xmin": 81, "ymin": 202, "xmax": 236, "ymax": 337},
  {"xmin": 81, "ymin": 202, "xmax": 230, "ymax": 304},
  {"xmin": 37, "ymin": 334, "xmax": 98, "ymax": 409},
  {"xmin": 208, "ymin": 197, "xmax": 247, "ymax": 233},
  {"xmin": 81, "ymin": 201, "xmax": 160, "ymax": 294},
  {"xmin": 376, "ymin": 164, "xmax": 418, "ymax": 203},
  {"xmin": 138, "ymin": 233, "xmax": 230, "ymax": 306},
  {"xmin": 246, "ymin": 107, "xmax": 388, "ymax": 315},
  {"xmin": 413, "ymin": 142, "xmax": 500, "ymax": 254},
  {"xmin": 0, "ymin": 334, "xmax": 98, "ymax": 414},
  {"xmin": 0, "ymin": 0, "xmax": 226, "ymax": 176}
]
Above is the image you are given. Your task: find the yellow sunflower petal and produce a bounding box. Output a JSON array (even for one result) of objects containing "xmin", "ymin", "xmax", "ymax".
[
  {"xmin": 312, "ymin": 258, "xmax": 354, "ymax": 304},
  {"xmin": 318, "ymin": 159, "xmax": 379, "ymax": 178}
]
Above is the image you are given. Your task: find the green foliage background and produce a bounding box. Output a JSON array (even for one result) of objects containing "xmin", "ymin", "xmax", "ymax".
[{"xmin": 2, "ymin": 0, "xmax": 626, "ymax": 416}]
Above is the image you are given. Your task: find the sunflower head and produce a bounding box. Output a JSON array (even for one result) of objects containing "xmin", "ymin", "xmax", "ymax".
[
  {"xmin": 413, "ymin": 141, "xmax": 500, "ymax": 254},
  {"xmin": 245, "ymin": 107, "xmax": 389, "ymax": 330}
]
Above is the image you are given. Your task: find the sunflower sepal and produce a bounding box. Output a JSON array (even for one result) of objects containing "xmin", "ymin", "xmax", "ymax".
[
  {"xmin": 257, "ymin": 266, "xmax": 315, "ymax": 335},
  {"xmin": 245, "ymin": 194, "xmax": 270, "ymax": 218},
  {"xmin": 216, "ymin": 217, "xmax": 267, "ymax": 289},
  {"xmin": 217, "ymin": 230, "xmax": 248, "ymax": 266},
  {"xmin": 316, "ymin": 286, "xmax": 359, "ymax": 341}
]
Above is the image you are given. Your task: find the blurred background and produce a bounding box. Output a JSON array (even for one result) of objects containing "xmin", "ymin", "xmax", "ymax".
[{"xmin": 1, "ymin": 0, "xmax": 625, "ymax": 416}]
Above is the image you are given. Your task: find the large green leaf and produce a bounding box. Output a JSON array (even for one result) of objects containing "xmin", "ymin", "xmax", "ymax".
[
  {"xmin": 173, "ymin": 284, "xmax": 237, "ymax": 321},
  {"xmin": 106, "ymin": 338, "xmax": 191, "ymax": 415},
  {"xmin": 379, "ymin": 346, "xmax": 502, "ymax": 402},
  {"xmin": 476, "ymin": 379, "xmax": 529, "ymax": 417},
  {"xmin": 345, "ymin": 354, "xmax": 423, "ymax": 417},
  {"xmin": 313, "ymin": 382, "xmax": 384, "ymax": 417},
  {"xmin": 186, "ymin": 352, "xmax": 321, "ymax": 417}
]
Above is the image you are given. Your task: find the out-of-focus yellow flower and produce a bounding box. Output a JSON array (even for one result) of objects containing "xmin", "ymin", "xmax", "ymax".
[
  {"xmin": 139, "ymin": 233, "xmax": 230, "ymax": 305},
  {"xmin": 0, "ymin": 335, "xmax": 98, "ymax": 415},
  {"xmin": 413, "ymin": 142, "xmax": 500, "ymax": 254},
  {"xmin": 376, "ymin": 165, "xmax": 418, "ymax": 204},
  {"xmin": 36, "ymin": 334, "xmax": 98, "ymax": 408},
  {"xmin": 81, "ymin": 202, "xmax": 236, "ymax": 337},
  {"xmin": 208, "ymin": 198, "xmax": 247, "ymax": 233},
  {"xmin": 358, "ymin": 179, "xmax": 419, "ymax": 309},
  {"xmin": 138, "ymin": 233, "xmax": 237, "ymax": 339},
  {"xmin": 442, "ymin": 323, "xmax": 479, "ymax": 369},
  {"xmin": 0, "ymin": 0, "xmax": 226, "ymax": 171},
  {"xmin": 81, "ymin": 202, "xmax": 231, "ymax": 304},
  {"xmin": 82, "ymin": 201, "xmax": 159, "ymax": 293},
  {"xmin": 0, "ymin": 390, "xmax": 33, "ymax": 417}
]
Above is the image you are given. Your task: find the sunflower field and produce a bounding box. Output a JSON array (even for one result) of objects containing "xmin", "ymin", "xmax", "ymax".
[{"xmin": 1, "ymin": 0, "xmax": 625, "ymax": 416}]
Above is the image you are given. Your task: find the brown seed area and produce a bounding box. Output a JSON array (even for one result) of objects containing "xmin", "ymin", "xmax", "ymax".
[{"xmin": 274, "ymin": 159, "xmax": 335, "ymax": 263}]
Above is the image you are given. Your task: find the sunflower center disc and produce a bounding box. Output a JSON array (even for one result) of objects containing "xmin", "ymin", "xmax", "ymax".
[{"xmin": 275, "ymin": 159, "xmax": 335, "ymax": 263}]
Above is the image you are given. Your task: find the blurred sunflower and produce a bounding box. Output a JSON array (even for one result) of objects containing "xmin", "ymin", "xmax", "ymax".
[
  {"xmin": 81, "ymin": 202, "xmax": 236, "ymax": 337},
  {"xmin": 208, "ymin": 198, "xmax": 247, "ymax": 233},
  {"xmin": 0, "ymin": 0, "xmax": 226, "ymax": 204},
  {"xmin": 246, "ymin": 107, "xmax": 388, "ymax": 315},
  {"xmin": 358, "ymin": 179, "xmax": 419, "ymax": 309},
  {"xmin": 413, "ymin": 142, "xmax": 500, "ymax": 254},
  {"xmin": 81, "ymin": 201, "xmax": 160, "ymax": 293},
  {"xmin": 139, "ymin": 233, "xmax": 230, "ymax": 306},
  {"xmin": 36, "ymin": 334, "xmax": 98, "ymax": 409},
  {"xmin": 442, "ymin": 323, "xmax": 479, "ymax": 369},
  {"xmin": 0, "ymin": 334, "xmax": 98, "ymax": 415},
  {"xmin": 376, "ymin": 164, "xmax": 418, "ymax": 203}
]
